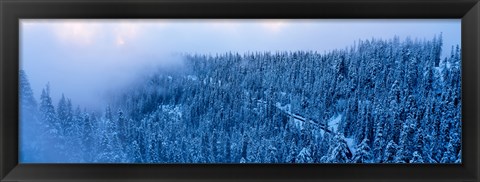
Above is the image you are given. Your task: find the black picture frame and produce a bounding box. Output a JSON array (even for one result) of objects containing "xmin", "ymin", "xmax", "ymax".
[{"xmin": 1, "ymin": 0, "xmax": 479, "ymax": 181}]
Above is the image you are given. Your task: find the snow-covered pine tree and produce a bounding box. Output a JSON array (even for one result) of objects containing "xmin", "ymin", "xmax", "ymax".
[
  {"xmin": 19, "ymin": 70, "xmax": 41, "ymax": 162},
  {"xmin": 383, "ymin": 140, "xmax": 398, "ymax": 163},
  {"xmin": 372, "ymin": 120, "xmax": 385, "ymax": 163},
  {"xmin": 409, "ymin": 151, "xmax": 424, "ymax": 163},
  {"xmin": 326, "ymin": 133, "xmax": 351, "ymax": 163},
  {"xmin": 296, "ymin": 147, "xmax": 313, "ymax": 163},
  {"xmin": 39, "ymin": 83, "xmax": 57, "ymax": 133},
  {"xmin": 352, "ymin": 138, "xmax": 373, "ymax": 163},
  {"xmin": 19, "ymin": 70, "xmax": 37, "ymax": 114}
]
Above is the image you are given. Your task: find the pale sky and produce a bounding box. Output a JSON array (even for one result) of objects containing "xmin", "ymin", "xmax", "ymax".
[{"xmin": 20, "ymin": 19, "xmax": 461, "ymax": 111}]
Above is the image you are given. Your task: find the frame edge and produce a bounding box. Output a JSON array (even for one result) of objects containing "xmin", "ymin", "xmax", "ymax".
[{"xmin": 1, "ymin": 0, "xmax": 480, "ymax": 182}]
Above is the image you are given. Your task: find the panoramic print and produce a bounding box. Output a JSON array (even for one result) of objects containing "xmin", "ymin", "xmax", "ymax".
[{"xmin": 19, "ymin": 19, "xmax": 461, "ymax": 163}]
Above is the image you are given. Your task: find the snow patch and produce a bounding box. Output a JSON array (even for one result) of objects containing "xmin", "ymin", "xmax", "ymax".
[
  {"xmin": 328, "ymin": 114, "xmax": 342, "ymax": 132},
  {"xmin": 275, "ymin": 102, "xmax": 292, "ymax": 115},
  {"xmin": 292, "ymin": 116, "xmax": 304, "ymax": 130},
  {"xmin": 186, "ymin": 75, "xmax": 198, "ymax": 81},
  {"xmin": 319, "ymin": 129, "xmax": 325, "ymax": 137},
  {"xmin": 345, "ymin": 137, "xmax": 356, "ymax": 156}
]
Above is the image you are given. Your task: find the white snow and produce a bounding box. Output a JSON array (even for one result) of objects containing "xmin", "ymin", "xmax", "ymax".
[
  {"xmin": 298, "ymin": 147, "xmax": 311, "ymax": 157},
  {"xmin": 275, "ymin": 102, "xmax": 343, "ymax": 134},
  {"xmin": 319, "ymin": 129, "xmax": 325, "ymax": 136},
  {"xmin": 328, "ymin": 114, "xmax": 342, "ymax": 132},
  {"xmin": 186, "ymin": 75, "xmax": 198, "ymax": 81},
  {"xmin": 292, "ymin": 115, "xmax": 304, "ymax": 130},
  {"xmin": 345, "ymin": 137, "xmax": 356, "ymax": 156},
  {"xmin": 275, "ymin": 102, "xmax": 289, "ymax": 111}
]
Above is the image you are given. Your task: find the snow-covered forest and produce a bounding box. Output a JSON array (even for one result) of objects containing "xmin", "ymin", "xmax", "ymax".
[{"xmin": 20, "ymin": 35, "xmax": 461, "ymax": 163}]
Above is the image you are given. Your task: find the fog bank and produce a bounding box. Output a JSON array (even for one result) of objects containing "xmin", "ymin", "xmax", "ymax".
[{"xmin": 20, "ymin": 19, "xmax": 461, "ymax": 111}]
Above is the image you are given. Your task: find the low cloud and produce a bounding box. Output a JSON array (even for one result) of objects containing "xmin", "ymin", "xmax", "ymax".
[{"xmin": 20, "ymin": 19, "xmax": 460, "ymax": 112}]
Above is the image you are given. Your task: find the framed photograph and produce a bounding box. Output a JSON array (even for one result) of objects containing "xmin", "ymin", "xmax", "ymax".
[{"xmin": 1, "ymin": 0, "xmax": 479, "ymax": 181}]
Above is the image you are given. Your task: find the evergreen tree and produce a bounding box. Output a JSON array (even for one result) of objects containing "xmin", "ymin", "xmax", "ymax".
[
  {"xmin": 39, "ymin": 83, "xmax": 57, "ymax": 132},
  {"xmin": 19, "ymin": 70, "xmax": 40, "ymax": 162},
  {"xmin": 296, "ymin": 147, "xmax": 313, "ymax": 163},
  {"xmin": 383, "ymin": 140, "xmax": 398, "ymax": 163},
  {"xmin": 410, "ymin": 151, "xmax": 424, "ymax": 163},
  {"xmin": 352, "ymin": 138, "xmax": 373, "ymax": 163},
  {"xmin": 326, "ymin": 133, "xmax": 351, "ymax": 163},
  {"xmin": 372, "ymin": 121, "xmax": 385, "ymax": 162},
  {"xmin": 19, "ymin": 70, "xmax": 37, "ymax": 113}
]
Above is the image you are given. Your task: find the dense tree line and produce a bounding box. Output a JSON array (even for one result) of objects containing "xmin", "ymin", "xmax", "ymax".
[{"xmin": 20, "ymin": 35, "xmax": 461, "ymax": 163}]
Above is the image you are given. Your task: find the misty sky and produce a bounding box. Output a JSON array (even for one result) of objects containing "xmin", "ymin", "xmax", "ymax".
[{"xmin": 20, "ymin": 19, "xmax": 461, "ymax": 111}]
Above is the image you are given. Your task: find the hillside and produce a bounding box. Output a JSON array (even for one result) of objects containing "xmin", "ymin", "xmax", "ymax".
[{"xmin": 20, "ymin": 35, "xmax": 461, "ymax": 163}]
